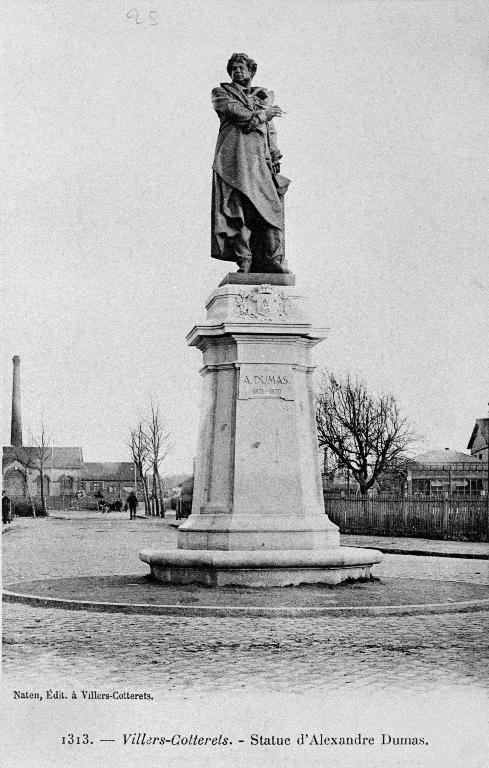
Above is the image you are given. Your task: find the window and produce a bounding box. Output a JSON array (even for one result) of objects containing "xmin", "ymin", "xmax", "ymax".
[
  {"xmin": 412, "ymin": 479, "xmax": 430, "ymax": 497},
  {"xmin": 467, "ymin": 479, "xmax": 483, "ymax": 497},
  {"xmin": 59, "ymin": 475, "xmax": 74, "ymax": 494}
]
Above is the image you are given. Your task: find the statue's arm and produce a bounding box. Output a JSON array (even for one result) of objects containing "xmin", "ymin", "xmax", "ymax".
[
  {"xmin": 211, "ymin": 87, "xmax": 267, "ymax": 131},
  {"xmin": 263, "ymin": 91, "xmax": 283, "ymax": 168},
  {"xmin": 267, "ymin": 118, "xmax": 281, "ymax": 161}
]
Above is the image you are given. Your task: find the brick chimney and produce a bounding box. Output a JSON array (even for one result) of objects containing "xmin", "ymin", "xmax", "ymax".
[{"xmin": 10, "ymin": 355, "xmax": 22, "ymax": 447}]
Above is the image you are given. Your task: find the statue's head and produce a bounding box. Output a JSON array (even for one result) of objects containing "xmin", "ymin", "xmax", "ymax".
[{"xmin": 227, "ymin": 53, "xmax": 257, "ymax": 82}]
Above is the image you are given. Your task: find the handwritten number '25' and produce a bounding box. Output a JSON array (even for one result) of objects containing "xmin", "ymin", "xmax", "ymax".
[{"xmin": 127, "ymin": 9, "xmax": 158, "ymax": 26}]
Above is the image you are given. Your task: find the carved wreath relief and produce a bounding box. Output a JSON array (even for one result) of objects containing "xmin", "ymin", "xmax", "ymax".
[{"xmin": 235, "ymin": 285, "xmax": 291, "ymax": 322}]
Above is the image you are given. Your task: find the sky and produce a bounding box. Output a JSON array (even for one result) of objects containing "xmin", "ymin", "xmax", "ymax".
[{"xmin": 2, "ymin": 0, "xmax": 488, "ymax": 474}]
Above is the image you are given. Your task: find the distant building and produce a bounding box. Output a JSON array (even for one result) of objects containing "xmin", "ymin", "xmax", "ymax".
[
  {"xmin": 2, "ymin": 356, "xmax": 84, "ymax": 499},
  {"xmin": 80, "ymin": 462, "xmax": 138, "ymax": 499},
  {"xmin": 467, "ymin": 418, "xmax": 489, "ymax": 462},
  {"xmin": 407, "ymin": 449, "xmax": 486, "ymax": 498},
  {"xmin": 2, "ymin": 451, "xmax": 139, "ymax": 501},
  {"xmin": 2, "ymin": 356, "xmax": 139, "ymax": 502},
  {"xmin": 2, "ymin": 446, "xmax": 84, "ymax": 499}
]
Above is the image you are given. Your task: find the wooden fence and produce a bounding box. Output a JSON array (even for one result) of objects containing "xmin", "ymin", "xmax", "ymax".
[
  {"xmin": 176, "ymin": 499, "xmax": 193, "ymax": 520},
  {"xmin": 11, "ymin": 496, "xmax": 97, "ymax": 515},
  {"xmin": 157, "ymin": 496, "xmax": 489, "ymax": 541},
  {"xmin": 324, "ymin": 496, "xmax": 489, "ymax": 541},
  {"xmin": 42, "ymin": 496, "xmax": 98, "ymax": 511}
]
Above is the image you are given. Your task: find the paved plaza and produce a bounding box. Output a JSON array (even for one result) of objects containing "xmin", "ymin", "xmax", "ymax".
[{"xmin": 3, "ymin": 512, "xmax": 489, "ymax": 768}]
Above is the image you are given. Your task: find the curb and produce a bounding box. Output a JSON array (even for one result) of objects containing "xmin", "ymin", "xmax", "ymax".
[
  {"xmin": 361, "ymin": 546, "xmax": 489, "ymax": 561},
  {"xmin": 3, "ymin": 588, "xmax": 489, "ymax": 619}
]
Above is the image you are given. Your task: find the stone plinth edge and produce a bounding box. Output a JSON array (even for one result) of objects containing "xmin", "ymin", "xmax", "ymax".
[
  {"xmin": 139, "ymin": 546, "xmax": 383, "ymax": 587},
  {"xmin": 219, "ymin": 273, "xmax": 296, "ymax": 287}
]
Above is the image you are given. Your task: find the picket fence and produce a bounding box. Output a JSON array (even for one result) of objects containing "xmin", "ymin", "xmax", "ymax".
[{"xmin": 324, "ymin": 495, "xmax": 489, "ymax": 541}]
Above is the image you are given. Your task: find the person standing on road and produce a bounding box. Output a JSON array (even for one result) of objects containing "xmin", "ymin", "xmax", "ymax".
[
  {"xmin": 2, "ymin": 491, "xmax": 12, "ymax": 524},
  {"xmin": 126, "ymin": 492, "xmax": 138, "ymax": 520},
  {"xmin": 2, "ymin": 491, "xmax": 12, "ymax": 523}
]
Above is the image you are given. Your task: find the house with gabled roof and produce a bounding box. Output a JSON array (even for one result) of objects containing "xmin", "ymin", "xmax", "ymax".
[
  {"xmin": 2, "ymin": 445, "xmax": 84, "ymax": 498},
  {"xmin": 80, "ymin": 462, "xmax": 138, "ymax": 499},
  {"xmin": 467, "ymin": 418, "xmax": 489, "ymax": 462}
]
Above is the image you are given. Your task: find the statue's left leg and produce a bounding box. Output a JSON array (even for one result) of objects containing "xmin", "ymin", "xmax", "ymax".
[{"xmin": 261, "ymin": 225, "xmax": 290, "ymax": 273}]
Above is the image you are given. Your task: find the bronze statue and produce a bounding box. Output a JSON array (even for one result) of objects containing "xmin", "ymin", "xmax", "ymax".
[{"xmin": 211, "ymin": 53, "xmax": 291, "ymax": 274}]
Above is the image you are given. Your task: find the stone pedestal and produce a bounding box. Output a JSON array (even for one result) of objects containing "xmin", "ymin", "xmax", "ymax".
[{"xmin": 140, "ymin": 275, "xmax": 382, "ymax": 586}]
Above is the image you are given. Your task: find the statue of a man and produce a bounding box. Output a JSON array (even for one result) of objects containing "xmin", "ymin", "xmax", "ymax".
[{"xmin": 211, "ymin": 53, "xmax": 290, "ymax": 274}]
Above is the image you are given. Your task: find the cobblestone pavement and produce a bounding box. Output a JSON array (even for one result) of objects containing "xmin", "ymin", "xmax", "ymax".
[
  {"xmin": 3, "ymin": 514, "xmax": 489, "ymax": 694},
  {"xmin": 3, "ymin": 514, "xmax": 489, "ymax": 768}
]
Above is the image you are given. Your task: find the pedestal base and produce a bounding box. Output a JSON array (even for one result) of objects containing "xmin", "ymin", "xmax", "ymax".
[
  {"xmin": 177, "ymin": 513, "xmax": 340, "ymax": 550},
  {"xmin": 139, "ymin": 278, "xmax": 383, "ymax": 588},
  {"xmin": 139, "ymin": 547, "xmax": 383, "ymax": 587}
]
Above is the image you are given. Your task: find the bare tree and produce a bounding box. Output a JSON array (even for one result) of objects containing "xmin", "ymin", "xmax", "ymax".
[
  {"xmin": 316, "ymin": 372, "xmax": 418, "ymax": 496},
  {"xmin": 129, "ymin": 401, "xmax": 174, "ymax": 516},
  {"xmin": 144, "ymin": 400, "xmax": 174, "ymax": 516},
  {"xmin": 11, "ymin": 445, "xmax": 37, "ymax": 517},
  {"xmin": 129, "ymin": 422, "xmax": 151, "ymax": 515},
  {"xmin": 29, "ymin": 423, "xmax": 52, "ymax": 515}
]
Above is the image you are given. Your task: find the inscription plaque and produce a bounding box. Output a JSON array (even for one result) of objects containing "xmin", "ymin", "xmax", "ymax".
[{"xmin": 238, "ymin": 365, "xmax": 294, "ymax": 400}]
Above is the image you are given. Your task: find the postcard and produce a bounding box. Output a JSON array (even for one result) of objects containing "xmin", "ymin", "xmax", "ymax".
[{"xmin": 2, "ymin": 2, "xmax": 489, "ymax": 767}]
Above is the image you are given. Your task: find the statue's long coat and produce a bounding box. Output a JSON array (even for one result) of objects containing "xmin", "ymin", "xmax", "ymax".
[{"xmin": 211, "ymin": 82, "xmax": 284, "ymax": 261}]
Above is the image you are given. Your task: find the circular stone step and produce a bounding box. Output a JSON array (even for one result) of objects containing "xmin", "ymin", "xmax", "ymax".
[{"xmin": 4, "ymin": 575, "xmax": 489, "ymax": 618}]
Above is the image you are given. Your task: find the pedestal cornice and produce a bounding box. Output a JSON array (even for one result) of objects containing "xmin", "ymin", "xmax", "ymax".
[{"xmin": 187, "ymin": 323, "xmax": 329, "ymax": 347}]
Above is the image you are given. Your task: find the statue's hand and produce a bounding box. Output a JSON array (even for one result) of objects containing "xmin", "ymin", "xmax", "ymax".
[
  {"xmin": 271, "ymin": 149, "xmax": 282, "ymax": 175},
  {"xmin": 265, "ymin": 105, "xmax": 284, "ymax": 120}
]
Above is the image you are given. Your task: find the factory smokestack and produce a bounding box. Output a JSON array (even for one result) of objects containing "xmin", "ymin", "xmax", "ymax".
[{"xmin": 11, "ymin": 355, "xmax": 22, "ymax": 447}]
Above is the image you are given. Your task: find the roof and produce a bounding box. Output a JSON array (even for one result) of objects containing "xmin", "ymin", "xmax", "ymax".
[
  {"xmin": 3, "ymin": 446, "xmax": 83, "ymax": 469},
  {"xmin": 467, "ymin": 418, "xmax": 489, "ymax": 451},
  {"xmin": 413, "ymin": 449, "xmax": 482, "ymax": 465},
  {"xmin": 81, "ymin": 462, "xmax": 136, "ymax": 481}
]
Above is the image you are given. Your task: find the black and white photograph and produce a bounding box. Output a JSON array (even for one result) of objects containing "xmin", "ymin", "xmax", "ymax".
[{"xmin": 2, "ymin": 2, "xmax": 489, "ymax": 767}]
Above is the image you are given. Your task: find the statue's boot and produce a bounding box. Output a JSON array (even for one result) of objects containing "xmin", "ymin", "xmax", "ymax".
[
  {"xmin": 268, "ymin": 258, "xmax": 291, "ymax": 274},
  {"xmin": 237, "ymin": 257, "xmax": 252, "ymax": 273}
]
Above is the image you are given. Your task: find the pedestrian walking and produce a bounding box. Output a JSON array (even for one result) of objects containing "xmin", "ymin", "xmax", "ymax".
[{"xmin": 126, "ymin": 492, "xmax": 138, "ymax": 520}]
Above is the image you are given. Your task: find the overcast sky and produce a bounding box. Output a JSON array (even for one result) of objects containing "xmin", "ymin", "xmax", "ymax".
[{"xmin": 2, "ymin": 0, "xmax": 488, "ymax": 473}]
